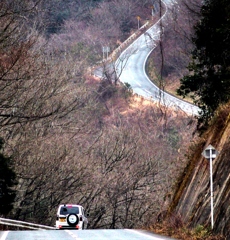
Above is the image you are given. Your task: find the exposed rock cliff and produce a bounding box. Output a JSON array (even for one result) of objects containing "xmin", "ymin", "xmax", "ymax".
[{"xmin": 171, "ymin": 103, "xmax": 230, "ymax": 238}]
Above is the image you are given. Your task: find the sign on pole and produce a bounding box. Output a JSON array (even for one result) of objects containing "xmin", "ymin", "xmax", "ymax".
[
  {"xmin": 202, "ymin": 144, "xmax": 219, "ymax": 229},
  {"xmin": 202, "ymin": 144, "xmax": 218, "ymax": 159},
  {"xmin": 102, "ymin": 46, "xmax": 110, "ymax": 60}
]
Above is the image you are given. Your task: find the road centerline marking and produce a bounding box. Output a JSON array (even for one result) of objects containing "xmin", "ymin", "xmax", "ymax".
[{"xmin": 65, "ymin": 230, "xmax": 83, "ymax": 240}]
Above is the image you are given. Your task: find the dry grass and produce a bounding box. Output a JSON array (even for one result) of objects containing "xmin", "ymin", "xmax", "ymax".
[
  {"xmin": 146, "ymin": 58, "xmax": 194, "ymax": 104},
  {"xmin": 147, "ymin": 215, "xmax": 226, "ymax": 240}
]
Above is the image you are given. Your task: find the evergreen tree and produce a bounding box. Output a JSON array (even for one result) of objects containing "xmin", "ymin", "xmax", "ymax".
[
  {"xmin": 0, "ymin": 138, "xmax": 17, "ymax": 216},
  {"xmin": 177, "ymin": 0, "xmax": 230, "ymax": 128}
]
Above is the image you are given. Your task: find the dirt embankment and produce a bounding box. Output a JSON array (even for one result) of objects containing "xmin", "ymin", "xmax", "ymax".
[{"xmin": 171, "ymin": 103, "xmax": 230, "ymax": 238}]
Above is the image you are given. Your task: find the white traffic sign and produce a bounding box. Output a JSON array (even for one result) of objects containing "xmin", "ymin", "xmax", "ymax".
[{"xmin": 202, "ymin": 144, "xmax": 219, "ymax": 159}]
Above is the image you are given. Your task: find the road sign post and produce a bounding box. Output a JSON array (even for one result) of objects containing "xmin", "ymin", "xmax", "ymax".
[
  {"xmin": 102, "ymin": 46, "xmax": 110, "ymax": 60},
  {"xmin": 151, "ymin": 6, "xmax": 154, "ymax": 20},
  {"xmin": 202, "ymin": 144, "xmax": 219, "ymax": 229},
  {"xmin": 137, "ymin": 16, "xmax": 141, "ymax": 29}
]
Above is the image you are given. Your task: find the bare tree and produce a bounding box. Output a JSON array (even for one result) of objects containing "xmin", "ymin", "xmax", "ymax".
[{"xmin": 0, "ymin": 0, "xmax": 197, "ymax": 230}]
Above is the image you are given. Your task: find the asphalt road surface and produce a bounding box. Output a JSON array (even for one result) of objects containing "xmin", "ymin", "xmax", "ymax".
[
  {"xmin": 116, "ymin": 0, "xmax": 199, "ymax": 115},
  {"xmin": 0, "ymin": 229, "xmax": 176, "ymax": 240}
]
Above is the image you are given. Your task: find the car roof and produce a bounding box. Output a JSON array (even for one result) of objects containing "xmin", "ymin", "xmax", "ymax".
[{"xmin": 59, "ymin": 204, "xmax": 83, "ymax": 207}]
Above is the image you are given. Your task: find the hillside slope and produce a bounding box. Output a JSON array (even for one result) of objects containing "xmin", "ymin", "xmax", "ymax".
[{"xmin": 172, "ymin": 102, "xmax": 230, "ymax": 238}]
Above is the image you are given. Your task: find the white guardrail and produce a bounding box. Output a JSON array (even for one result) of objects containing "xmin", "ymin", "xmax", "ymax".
[
  {"xmin": 0, "ymin": 217, "xmax": 55, "ymax": 230},
  {"xmin": 109, "ymin": 21, "xmax": 150, "ymax": 60}
]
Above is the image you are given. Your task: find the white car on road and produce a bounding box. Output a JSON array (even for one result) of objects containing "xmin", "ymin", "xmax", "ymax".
[{"xmin": 55, "ymin": 204, "xmax": 88, "ymax": 230}]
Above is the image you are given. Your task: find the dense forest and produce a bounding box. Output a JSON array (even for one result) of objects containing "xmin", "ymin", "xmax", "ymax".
[{"xmin": 0, "ymin": 0, "xmax": 229, "ymax": 237}]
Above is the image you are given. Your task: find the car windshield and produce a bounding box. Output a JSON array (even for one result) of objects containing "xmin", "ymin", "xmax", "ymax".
[{"xmin": 60, "ymin": 206, "xmax": 79, "ymax": 215}]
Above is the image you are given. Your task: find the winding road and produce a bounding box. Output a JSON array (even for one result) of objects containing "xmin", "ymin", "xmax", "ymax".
[{"xmin": 116, "ymin": 0, "xmax": 199, "ymax": 115}]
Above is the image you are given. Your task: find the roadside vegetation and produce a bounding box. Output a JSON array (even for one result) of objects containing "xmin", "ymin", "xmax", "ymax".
[{"xmin": 148, "ymin": 216, "xmax": 226, "ymax": 240}]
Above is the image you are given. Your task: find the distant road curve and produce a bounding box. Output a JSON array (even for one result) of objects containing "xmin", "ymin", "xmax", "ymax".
[
  {"xmin": 116, "ymin": 0, "xmax": 199, "ymax": 116},
  {"xmin": 0, "ymin": 229, "xmax": 176, "ymax": 240}
]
